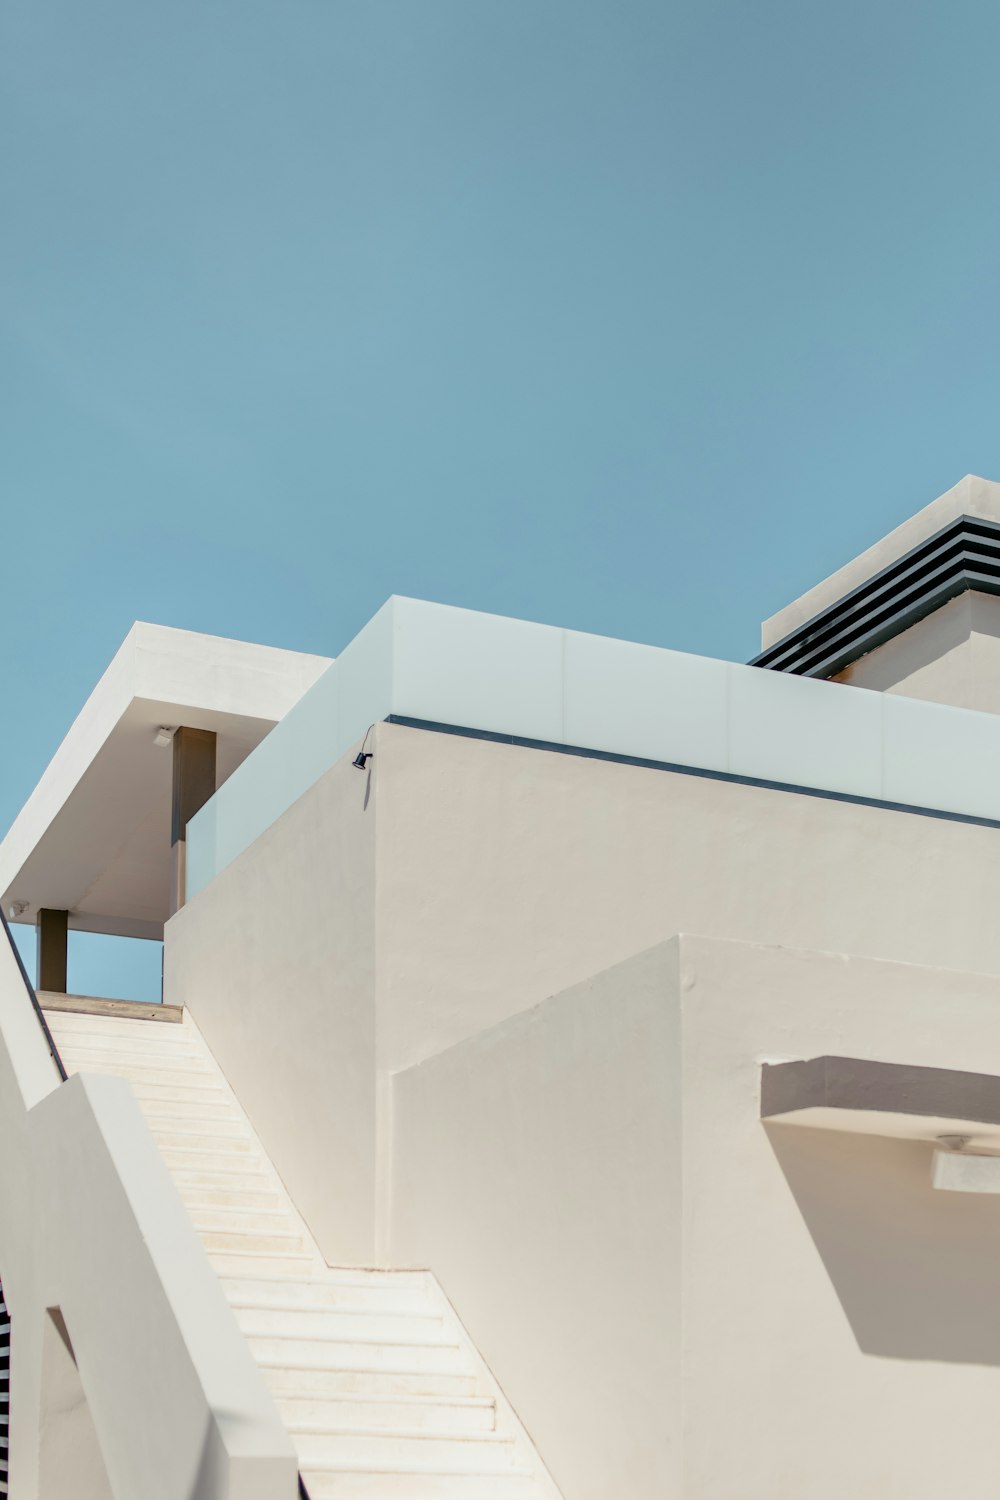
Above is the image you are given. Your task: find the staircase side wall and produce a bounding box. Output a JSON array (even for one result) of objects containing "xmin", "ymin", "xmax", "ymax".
[
  {"xmin": 389, "ymin": 941, "xmax": 683, "ymax": 1500},
  {"xmin": 165, "ymin": 742, "xmax": 378, "ymax": 1266}
]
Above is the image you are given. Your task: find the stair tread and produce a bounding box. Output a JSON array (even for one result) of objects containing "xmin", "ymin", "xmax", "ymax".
[
  {"xmin": 54, "ymin": 1009, "xmax": 545, "ymax": 1497},
  {"xmin": 229, "ymin": 1297, "xmax": 440, "ymax": 1315},
  {"xmin": 289, "ymin": 1424, "xmax": 509, "ymax": 1443},
  {"xmin": 301, "ymin": 1461, "xmax": 533, "ymax": 1477},
  {"xmin": 280, "ymin": 1394, "xmax": 492, "ymax": 1409}
]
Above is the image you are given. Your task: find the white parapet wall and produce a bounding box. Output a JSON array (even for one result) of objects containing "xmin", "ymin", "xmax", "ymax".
[{"xmin": 185, "ymin": 595, "xmax": 1000, "ymax": 900}]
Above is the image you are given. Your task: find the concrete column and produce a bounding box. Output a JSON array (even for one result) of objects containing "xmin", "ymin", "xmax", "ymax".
[
  {"xmin": 170, "ymin": 728, "xmax": 217, "ymax": 915},
  {"xmin": 36, "ymin": 910, "xmax": 68, "ymax": 995}
]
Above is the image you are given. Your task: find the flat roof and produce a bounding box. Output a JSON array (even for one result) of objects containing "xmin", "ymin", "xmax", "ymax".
[{"xmin": 0, "ymin": 623, "xmax": 331, "ymax": 940}]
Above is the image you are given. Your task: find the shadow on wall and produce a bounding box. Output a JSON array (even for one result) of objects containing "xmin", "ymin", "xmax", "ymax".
[
  {"xmin": 766, "ymin": 1122, "xmax": 1000, "ymax": 1366},
  {"xmin": 39, "ymin": 1303, "xmax": 286, "ymax": 1500}
]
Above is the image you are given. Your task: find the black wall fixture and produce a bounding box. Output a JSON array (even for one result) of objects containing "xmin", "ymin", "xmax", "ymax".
[{"xmin": 751, "ymin": 514, "xmax": 1000, "ymax": 679}]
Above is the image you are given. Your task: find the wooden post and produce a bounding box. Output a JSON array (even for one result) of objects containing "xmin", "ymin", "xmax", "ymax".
[
  {"xmin": 170, "ymin": 728, "xmax": 217, "ymax": 915},
  {"xmin": 36, "ymin": 909, "xmax": 68, "ymax": 994}
]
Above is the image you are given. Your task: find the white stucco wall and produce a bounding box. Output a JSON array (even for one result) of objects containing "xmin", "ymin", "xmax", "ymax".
[
  {"xmin": 833, "ymin": 591, "xmax": 1000, "ymax": 713},
  {"xmin": 392, "ymin": 934, "xmax": 1000, "ymax": 1499},
  {"xmin": 389, "ymin": 943, "xmax": 680, "ymax": 1500},
  {"xmin": 159, "ymin": 715, "xmax": 1000, "ymax": 1497},
  {"xmin": 374, "ymin": 720, "xmax": 1000, "ymax": 1071},
  {"xmin": 167, "ymin": 718, "xmax": 1000, "ymax": 1270},
  {"xmin": 676, "ymin": 934, "xmax": 1000, "ymax": 1498},
  {"xmin": 165, "ymin": 743, "xmax": 378, "ymax": 1265}
]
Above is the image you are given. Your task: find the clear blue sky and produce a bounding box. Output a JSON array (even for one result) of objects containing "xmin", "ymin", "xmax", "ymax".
[{"xmin": 4, "ymin": 1, "xmax": 1000, "ymax": 994}]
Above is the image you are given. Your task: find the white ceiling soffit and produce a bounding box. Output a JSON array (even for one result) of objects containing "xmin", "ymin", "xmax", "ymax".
[{"xmin": 0, "ymin": 623, "xmax": 331, "ymax": 941}]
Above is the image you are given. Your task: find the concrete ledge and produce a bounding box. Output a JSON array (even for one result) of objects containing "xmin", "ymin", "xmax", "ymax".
[
  {"xmin": 761, "ymin": 1055, "xmax": 1000, "ymax": 1145},
  {"xmin": 932, "ymin": 1148, "xmax": 1000, "ymax": 1194},
  {"xmin": 38, "ymin": 992, "xmax": 183, "ymax": 1024}
]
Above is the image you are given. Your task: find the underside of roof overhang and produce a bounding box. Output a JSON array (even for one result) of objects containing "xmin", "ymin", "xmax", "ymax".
[{"xmin": 0, "ymin": 623, "xmax": 331, "ymax": 941}]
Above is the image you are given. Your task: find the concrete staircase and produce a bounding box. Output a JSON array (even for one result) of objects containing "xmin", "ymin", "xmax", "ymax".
[{"xmin": 44, "ymin": 1004, "xmax": 551, "ymax": 1500}]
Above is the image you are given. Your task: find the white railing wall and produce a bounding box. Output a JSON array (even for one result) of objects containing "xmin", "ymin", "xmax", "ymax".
[
  {"xmin": 186, "ymin": 595, "xmax": 1000, "ymax": 900},
  {"xmin": 0, "ymin": 934, "xmax": 298, "ymax": 1500}
]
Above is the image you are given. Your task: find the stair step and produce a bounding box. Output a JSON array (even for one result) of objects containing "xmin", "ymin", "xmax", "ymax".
[
  {"xmin": 191, "ymin": 1207, "xmax": 295, "ymax": 1235},
  {"xmin": 200, "ymin": 1229, "xmax": 308, "ymax": 1255},
  {"xmin": 180, "ymin": 1185, "xmax": 281, "ymax": 1211},
  {"xmin": 209, "ymin": 1250, "xmax": 318, "ymax": 1279},
  {"xmin": 222, "ymin": 1276, "xmax": 431, "ymax": 1314},
  {"xmin": 247, "ymin": 1336, "xmax": 463, "ymax": 1374},
  {"xmin": 42, "ymin": 1013, "xmax": 186, "ymax": 1042},
  {"xmin": 130, "ymin": 1086, "xmax": 238, "ymax": 1110},
  {"xmin": 137, "ymin": 1097, "xmax": 240, "ymax": 1122},
  {"xmin": 264, "ymin": 1365, "xmax": 479, "ymax": 1400},
  {"xmin": 62, "ymin": 1059, "xmax": 220, "ymax": 1089},
  {"xmin": 276, "ymin": 1394, "xmax": 495, "ymax": 1435},
  {"xmin": 151, "ymin": 1126, "xmax": 254, "ymax": 1152},
  {"xmin": 233, "ymin": 1305, "xmax": 444, "ymax": 1342},
  {"xmin": 161, "ymin": 1148, "xmax": 266, "ymax": 1175},
  {"xmin": 171, "ymin": 1168, "xmax": 274, "ymax": 1194},
  {"xmin": 48, "ymin": 1009, "xmax": 545, "ymax": 1498},
  {"xmin": 292, "ymin": 1429, "xmax": 516, "ymax": 1470},
  {"xmin": 300, "ymin": 1466, "xmax": 534, "ymax": 1498},
  {"xmin": 146, "ymin": 1114, "xmax": 247, "ymax": 1137},
  {"xmin": 52, "ymin": 1031, "xmax": 206, "ymax": 1058},
  {"xmin": 280, "ymin": 1268, "xmax": 430, "ymax": 1290},
  {"xmin": 46, "ymin": 1028, "xmax": 201, "ymax": 1058}
]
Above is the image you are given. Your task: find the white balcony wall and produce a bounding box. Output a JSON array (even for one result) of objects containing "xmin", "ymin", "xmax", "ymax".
[{"xmin": 186, "ymin": 596, "xmax": 1000, "ymax": 900}]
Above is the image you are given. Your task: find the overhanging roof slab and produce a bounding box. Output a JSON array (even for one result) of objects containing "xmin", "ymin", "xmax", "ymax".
[
  {"xmin": 762, "ymin": 1054, "xmax": 1000, "ymax": 1151},
  {"xmin": 0, "ymin": 623, "xmax": 331, "ymax": 940}
]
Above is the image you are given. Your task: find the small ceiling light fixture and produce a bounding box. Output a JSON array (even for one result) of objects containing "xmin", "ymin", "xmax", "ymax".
[
  {"xmin": 153, "ymin": 726, "xmax": 175, "ymax": 748},
  {"xmin": 352, "ymin": 724, "xmax": 375, "ymax": 771},
  {"xmin": 7, "ymin": 901, "xmax": 28, "ymax": 919}
]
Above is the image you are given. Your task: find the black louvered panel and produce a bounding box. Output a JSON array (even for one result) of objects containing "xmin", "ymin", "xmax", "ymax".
[
  {"xmin": 750, "ymin": 514, "xmax": 1000, "ymax": 678},
  {"xmin": 0, "ymin": 1279, "xmax": 8, "ymax": 1497}
]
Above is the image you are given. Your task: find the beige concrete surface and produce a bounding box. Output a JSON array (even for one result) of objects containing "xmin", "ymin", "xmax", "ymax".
[
  {"xmin": 390, "ymin": 943, "xmax": 679, "ymax": 1500},
  {"xmin": 832, "ymin": 591, "xmax": 1000, "ymax": 712},
  {"xmin": 681, "ymin": 934, "xmax": 1000, "ymax": 1499},
  {"xmin": 161, "ymin": 722, "xmax": 1000, "ymax": 1497},
  {"xmin": 372, "ymin": 721, "xmax": 1000, "ymax": 1071},
  {"xmin": 165, "ymin": 741, "xmax": 378, "ymax": 1266},
  {"xmin": 37, "ymin": 1308, "xmax": 113, "ymax": 1500},
  {"xmin": 390, "ymin": 934, "xmax": 1000, "ymax": 1499},
  {"xmin": 167, "ymin": 717, "xmax": 1000, "ymax": 1273}
]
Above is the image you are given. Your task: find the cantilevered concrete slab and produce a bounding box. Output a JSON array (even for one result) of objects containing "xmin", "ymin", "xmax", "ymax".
[
  {"xmin": 0, "ymin": 623, "xmax": 330, "ymax": 940},
  {"xmin": 761, "ymin": 1054, "xmax": 1000, "ymax": 1151}
]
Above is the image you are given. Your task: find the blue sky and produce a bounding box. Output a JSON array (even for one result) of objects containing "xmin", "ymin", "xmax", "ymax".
[{"xmin": 4, "ymin": 1, "xmax": 1000, "ymax": 995}]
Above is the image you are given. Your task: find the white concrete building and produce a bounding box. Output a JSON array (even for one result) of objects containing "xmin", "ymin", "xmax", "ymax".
[{"xmin": 5, "ymin": 475, "xmax": 1000, "ymax": 1497}]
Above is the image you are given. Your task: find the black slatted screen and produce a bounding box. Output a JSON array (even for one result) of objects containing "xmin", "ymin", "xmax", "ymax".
[{"xmin": 0, "ymin": 1279, "xmax": 8, "ymax": 1496}]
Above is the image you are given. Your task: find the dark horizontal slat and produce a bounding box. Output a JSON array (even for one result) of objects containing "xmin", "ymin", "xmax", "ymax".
[
  {"xmin": 0, "ymin": 1280, "xmax": 7, "ymax": 1482},
  {"xmin": 751, "ymin": 515, "xmax": 1000, "ymax": 677}
]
